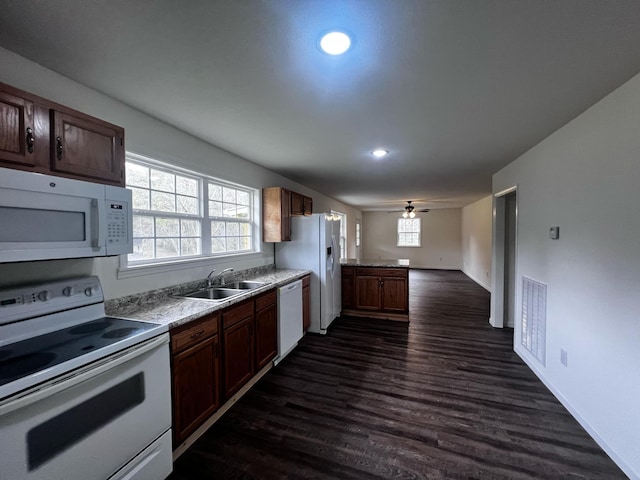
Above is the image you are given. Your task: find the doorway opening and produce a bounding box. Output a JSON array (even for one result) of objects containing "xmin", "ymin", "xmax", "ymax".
[{"xmin": 490, "ymin": 187, "xmax": 517, "ymax": 333}]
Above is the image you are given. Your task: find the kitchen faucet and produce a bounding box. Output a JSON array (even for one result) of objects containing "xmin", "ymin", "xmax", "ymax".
[{"xmin": 206, "ymin": 268, "xmax": 234, "ymax": 288}]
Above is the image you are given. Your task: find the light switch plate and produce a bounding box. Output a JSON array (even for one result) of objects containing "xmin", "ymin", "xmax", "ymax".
[{"xmin": 549, "ymin": 226, "xmax": 560, "ymax": 240}]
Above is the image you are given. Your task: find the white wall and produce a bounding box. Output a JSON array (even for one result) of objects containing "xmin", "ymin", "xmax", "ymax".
[
  {"xmin": 491, "ymin": 73, "xmax": 640, "ymax": 478},
  {"xmin": 461, "ymin": 195, "xmax": 492, "ymax": 290},
  {"xmin": 0, "ymin": 47, "xmax": 360, "ymax": 299},
  {"xmin": 362, "ymin": 209, "xmax": 462, "ymax": 269}
]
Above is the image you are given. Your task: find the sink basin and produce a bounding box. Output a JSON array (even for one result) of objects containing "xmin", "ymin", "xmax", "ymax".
[
  {"xmin": 182, "ymin": 287, "xmax": 244, "ymax": 301},
  {"xmin": 220, "ymin": 281, "xmax": 269, "ymax": 290}
]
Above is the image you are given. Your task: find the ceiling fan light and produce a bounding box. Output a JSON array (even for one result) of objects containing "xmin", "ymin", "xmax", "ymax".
[
  {"xmin": 409, "ymin": 211, "xmax": 415, "ymax": 218},
  {"xmin": 402, "ymin": 211, "xmax": 408, "ymax": 218}
]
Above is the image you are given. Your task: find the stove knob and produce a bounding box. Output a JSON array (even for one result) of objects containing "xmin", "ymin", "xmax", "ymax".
[
  {"xmin": 84, "ymin": 287, "xmax": 94, "ymax": 297},
  {"xmin": 37, "ymin": 290, "xmax": 50, "ymax": 302},
  {"xmin": 62, "ymin": 286, "xmax": 74, "ymax": 297}
]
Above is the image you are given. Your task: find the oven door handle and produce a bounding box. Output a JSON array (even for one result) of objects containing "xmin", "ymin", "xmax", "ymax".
[{"xmin": 0, "ymin": 333, "xmax": 169, "ymax": 416}]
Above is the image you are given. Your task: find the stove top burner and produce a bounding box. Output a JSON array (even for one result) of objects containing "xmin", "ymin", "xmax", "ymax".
[
  {"xmin": 0, "ymin": 352, "xmax": 57, "ymax": 380},
  {"xmin": 0, "ymin": 317, "xmax": 160, "ymax": 391}
]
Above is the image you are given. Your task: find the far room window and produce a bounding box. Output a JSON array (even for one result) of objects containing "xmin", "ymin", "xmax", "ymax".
[
  {"xmin": 355, "ymin": 219, "xmax": 361, "ymax": 247},
  {"xmin": 397, "ymin": 218, "xmax": 421, "ymax": 247},
  {"xmin": 331, "ymin": 210, "xmax": 347, "ymax": 259}
]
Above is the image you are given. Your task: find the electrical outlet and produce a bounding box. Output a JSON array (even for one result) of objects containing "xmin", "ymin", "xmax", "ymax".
[
  {"xmin": 549, "ymin": 226, "xmax": 560, "ymax": 239},
  {"xmin": 560, "ymin": 349, "xmax": 568, "ymax": 367}
]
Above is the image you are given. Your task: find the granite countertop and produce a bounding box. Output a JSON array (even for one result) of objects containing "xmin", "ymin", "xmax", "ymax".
[
  {"xmin": 341, "ymin": 258, "xmax": 410, "ymax": 268},
  {"xmin": 105, "ymin": 267, "xmax": 310, "ymax": 330}
]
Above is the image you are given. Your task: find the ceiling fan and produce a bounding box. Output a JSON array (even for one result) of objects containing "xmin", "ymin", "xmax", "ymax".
[{"xmin": 387, "ymin": 201, "xmax": 430, "ymax": 218}]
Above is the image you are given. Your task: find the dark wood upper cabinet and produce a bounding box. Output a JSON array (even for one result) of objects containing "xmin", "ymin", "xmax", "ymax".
[
  {"xmin": 50, "ymin": 109, "xmax": 124, "ymax": 184},
  {"xmin": 0, "ymin": 87, "xmax": 39, "ymax": 169},
  {"xmin": 263, "ymin": 187, "xmax": 292, "ymax": 242},
  {"xmin": 263, "ymin": 187, "xmax": 313, "ymax": 242},
  {"xmin": 0, "ymin": 81, "xmax": 125, "ymax": 186},
  {"xmin": 290, "ymin": 191, "xmax": 313, "ymax": 216}
]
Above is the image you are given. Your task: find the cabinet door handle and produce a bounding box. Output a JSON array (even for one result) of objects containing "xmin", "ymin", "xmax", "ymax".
[
  {"xmin": 26, "ymin": 127, "xmax": 34, "ymax": 153},
  {"xmin": 190, "ymin": 329, "xmax": 205, "ymax": 340},
  {"xmin": 56, "ymin": 136, "xmax": 63, "ymax": 160}
]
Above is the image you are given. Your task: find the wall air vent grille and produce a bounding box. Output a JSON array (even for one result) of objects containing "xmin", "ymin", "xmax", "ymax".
[{"xmin": 521, "ymin": 276, "xmax": 547, "ymax": 365}]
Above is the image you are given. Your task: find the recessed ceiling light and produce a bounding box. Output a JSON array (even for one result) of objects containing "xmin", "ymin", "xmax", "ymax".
[
  {"xmin": 319, "ymin": 31, "xmax": 351, "ymax": 55},
  {"xmin": 371, "ymin": 149, "xmax": 389, "ymax": 158}
]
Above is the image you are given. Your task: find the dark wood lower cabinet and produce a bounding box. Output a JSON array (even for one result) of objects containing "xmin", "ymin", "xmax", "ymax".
[
  {"xmin": 255, "ymin": 290, "xmax": 278, "ymax": 370},
  {"xmin": 302, "ymin": 275, "xmax": 311, "ymax": 331},
  {"xmin": 170, "ymin": 313, "xmax": 220, "ymax": 445},
  {"xmin": 222, "ymin": 300, "xmax": 255, "ymax": 399},
  {"xmin": 342, "ymin": 266, "xmax": 409, "ymax": 321}
]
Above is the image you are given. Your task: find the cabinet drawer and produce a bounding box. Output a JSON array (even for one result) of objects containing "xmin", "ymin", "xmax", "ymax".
[
  {"xmin": 222, "ymin": 299, "xmax": 254, "ymax": 329},
  {"xmin": 255, "ymin": 289, "xmax": 277, "ymax": 311},
  {"xmin": 171, "ymin": 313, "xmax": 219, "ymax": 353},
  {"xmin": 356, "ymin": 267, "xmax": 407, "ymax": 278},
  {"xmin": 341, "ymin": 267, "xmax": 353, "ymax": 277}
]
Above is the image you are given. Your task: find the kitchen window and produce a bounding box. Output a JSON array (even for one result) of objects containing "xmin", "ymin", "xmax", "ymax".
[
  {"xmin": 124, "ymin": 154, "xmax": 257, "ymax": 266},
  {"xmin": 397, "ymin": 218, "xmax": 421, "ymax": 247}
]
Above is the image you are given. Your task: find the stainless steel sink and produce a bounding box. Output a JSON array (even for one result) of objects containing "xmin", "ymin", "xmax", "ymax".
[
  {"xmin": 181, "ymin": 287, "xmax": 244, "ymax": 301},
  {"xmin": 220, "ymin": 281, "xmax": 269, "ymax": 290}
]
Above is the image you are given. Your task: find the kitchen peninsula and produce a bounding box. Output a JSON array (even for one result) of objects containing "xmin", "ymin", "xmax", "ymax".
[{"xmin": 340, "ymin": 259, "xmax": 410, "ymax": 321}]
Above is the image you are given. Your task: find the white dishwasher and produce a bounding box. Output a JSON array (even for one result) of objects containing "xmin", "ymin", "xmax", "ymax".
[{"xmin": 275, "ymin": 279, "xmax": 303, "ymax": 365}]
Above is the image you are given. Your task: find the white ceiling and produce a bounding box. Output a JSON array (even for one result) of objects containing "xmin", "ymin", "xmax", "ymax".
[{"xmin": 1, "ymin": 0, "xmax": 640, "ymax": 211}]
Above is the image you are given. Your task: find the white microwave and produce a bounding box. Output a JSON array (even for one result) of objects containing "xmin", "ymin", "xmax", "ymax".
[{"xmin": 0, "ymin": 167, "xmax": 132, "ymax": 263}]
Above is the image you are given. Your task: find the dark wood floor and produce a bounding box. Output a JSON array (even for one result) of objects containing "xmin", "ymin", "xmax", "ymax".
[{"xmin": 168, "ymin": 270, "xmax": 625, "ymax": 480}]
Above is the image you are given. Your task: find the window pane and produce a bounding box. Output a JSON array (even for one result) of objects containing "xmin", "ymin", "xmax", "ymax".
[
  {"xmin": 156, "ymin": 238, "xmax": 180, "ymax": 258},
  {"xmin": 150, "ymin": 169, "xmax": 175, "ymax": 193},
  {"xmin": 237, "ymin": 205, "xmax": 249, "ymax": 219},
  {"xmin": 131, "ymin": 187, "xmax": 150, "ymax": 210},
  {"xmin": 181, "ymin": 238, "xmax": 200, "ymax": 256},
  {"xmin": 126, "ymin": 163, "xmax": 149, "ymax": 188},
  {"xmin": 211, "ymin": 221, "xmax": 225, "ymax": 237},
  {"xmin": 156, "ymin": 218, "xmax": 179, "ymax": 237},
  {"xmin": 209, "ymin": 201, "xmax": 223, "ymax": 217},
  {"xmin": 222, "ymin": 187, "xmax": 236, "ymax": 203},
  {"xmin": 176, "ymin": 176, "xmax": 197, "ymax": 196},
  {"xmin": 131, "ymin": 238, "xmax": 154, "ymax": 260},
  {"xmin": 239, "ymin": 223, "xmax": 251, "ymax": 235},
  {"xmin": 226, "ymin": 222, "xmax": 239, "ymax": 236},
  {"xmin": 237, "ymin": 191, "xmax": 250, "ymax": 205},
  {"xmin": 133, "ymin": 215, "xmax": 154, "ymax": 237},
  {"xmin": 177, "ymin": 195, "xmax": 198, "ymax": 214},
  {"xmin": 180, "ymin": 219, "xmax": 201, "ymax": 237},
  {"xmin": 222, "ymin": 203, "xmax": 236, "ymax": 218},
  {"xmin": 239, "ymin": 237, "xmax": 251, "ymax": 250},
  {"xmin": 208, "ymin": 184, "xmax": 222, "ymax": 201},
  {"xmin": 227, "ymin": 237, "xmax": 239, "ymax": 251},
  {"xmin": 151, "ymin": 191, "xmax": 176, "ymax": 212},
  {"xmin": 211, "ymin": 237, "xmax": 225, "ymax": 252}
]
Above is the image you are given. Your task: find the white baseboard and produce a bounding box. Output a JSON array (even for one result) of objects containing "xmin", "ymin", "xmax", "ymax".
[{"xmin": 462, "ymin": 269, "xmax": 491, "ymax": 291}]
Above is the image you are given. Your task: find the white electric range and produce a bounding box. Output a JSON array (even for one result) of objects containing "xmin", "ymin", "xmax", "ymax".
[{"xmin": 0, "ymin": 276, "xmax": 173, "ymax": 480}]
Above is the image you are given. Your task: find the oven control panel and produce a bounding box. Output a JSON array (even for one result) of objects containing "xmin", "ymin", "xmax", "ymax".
[{"xmin": 0, "ymin": 276, "xmax": 103, "ymax": 326}]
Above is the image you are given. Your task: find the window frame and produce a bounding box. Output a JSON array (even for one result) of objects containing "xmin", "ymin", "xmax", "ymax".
[
  {"xmin": 397, "ymin": 217, "xmax": 421, "ymax": 247},
  {"xmin": 121, "ymin": 153, "xmax": 260, "ymax": 273}
]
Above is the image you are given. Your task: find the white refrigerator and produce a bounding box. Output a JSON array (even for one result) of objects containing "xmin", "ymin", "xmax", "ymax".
[{"xmin": 275, "ymin": 213, "xmax": 341, "ymax": 335}]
